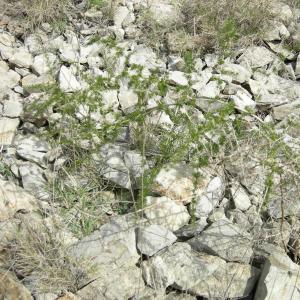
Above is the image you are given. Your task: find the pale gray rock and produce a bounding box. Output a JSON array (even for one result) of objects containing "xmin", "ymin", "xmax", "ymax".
[
  {"xmin": 114, "ymin": 6, "xmax": 130, "ymax": 28},
  {"xmin": 254, "ymin": 252, "xmax": 300, "ymax": 300},
  {"xmin": 168, "ymin": 56, "xmax": 185, "ymax": 71},
  {"xmin": 270, "ymin": 1, "xmax": 293, "ymax": 24},
  {"xmin": 273, "ymin": 100, "xmax": 300, "ymax": 120},
  {"xmin": 168, "ymin": 71, "xmax": 188, "ymax": 86},
  {"xmin": 174, "ymin": 217, "xmax": 208, "ymax": 239},
  {"xmin": 264, "ymin": 20, "xmax": 290, "ymax": 41},
  {"xmin": 188, "ymin": 218, "xmax": 253, "ymax": 263},
  {"xmin": 0, "ymin": 67, "xmax": 20, "ymax": 93},
  {"xmin": 129, "ymin": 45, "xmax": 165, "ymax": 70},
  {"xmin": 70, "ymin": 217, "xmax": 145, "ymax": 300},
  {"xmin": 231, "ymin": 183, "xmax": 252, "ymax": 211},
  {"xmin": 153, "ymin": 163, "xmax": 210, "ymax": 205},
  {"xmin": 0, "ymin": 178, "xmax": 38, "ymax": 221},
  {"xmin": 15, "ymin": 135, "xmax": 50, "ymax": 167},
  {"xmin": 19, "ymin": 162, "xmax": 49, "ymax": 200},
  {"xmin": 0, "ymin": 32, "xmax": 15, "ymax": 47},
  {"xmin": 59, "ymin": 66, "xmax": 82, "ymax": 92},
  {"xmin": 217, "ymin": 63, "xmax": 251, "ymax": 83},
  {"xmin": 195, "ymin": 176, "xmax": 225, "ymax": 218},
  {"xmin": 95, "ymin": 144, "xmax": 148, "ymax": 189},
  {"xmin": 189, "ymin": 261, "xmax": 260, "ymax": 298},
  {"xmin": 197, "ymin": 80, "xmax": 225, "ymax": 98},
  {"xmin": 237, "ymin": 46, "xmax": 276, "ymax": 69},
  {"xmin": 32, "ymin": 53, "xmax": 58, "ymax": 75},
  {"xmin": 0, "ymin": 117, "xmax": 19, "ymax": 145},
  {"xmin": 137, "ymin": 224, "xmax": 177, "ymax": 256},
  {"xmin": 142, "ymin": 243, "xmax": 222, "ymax": 291},
  {"xmin": 101, "ymin": 90, "xmax": 119, "ymax": 110},
  {"xmin": 22, "ymin": 74, "xmax": 55, "ymax": 94},
  {"xmin": 144, "ymin": 196, "xmax": 190, "ymax": 231},
  {"xmin": 204, "ymin": 53, "xmax": 219, "ymax": 68},
  {"xmin": 2, "ymin": 95, "xmax": 23, "ymax": 118},
  {"xmin": 118, "ymin": 88, "xmax": 139, "ymax": 112},
  {"xmin": 8, "ymin": 48, "xmax": 33, "ymax": 69}
]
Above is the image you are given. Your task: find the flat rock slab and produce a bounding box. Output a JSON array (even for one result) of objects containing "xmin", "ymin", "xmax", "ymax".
[{"xmin": 188, "ymin": 218, "xmax": 253, "ymax": 263}]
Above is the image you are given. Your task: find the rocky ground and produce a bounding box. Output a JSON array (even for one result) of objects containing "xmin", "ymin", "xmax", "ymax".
[{"xmin": 1, "ymin": 0, "xmax": 300, "ymax": 299}]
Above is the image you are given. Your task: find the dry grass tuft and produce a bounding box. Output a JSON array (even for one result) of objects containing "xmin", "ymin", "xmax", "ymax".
[
  {"xmin": 4, "ymin": 217, "xmax": 93, "ymax": 294},
  {"xmin": 21, "ymin": 0, "xmax": 70, "ymax": 28},
  {"xmin": 138, "ymin": 0, "xmax": 275, "ymax": 54}
]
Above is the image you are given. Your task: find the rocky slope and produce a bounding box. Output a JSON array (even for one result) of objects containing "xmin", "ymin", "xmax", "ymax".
[{"xmin": 1, "ymin": 1, "xmax": 300, "ymax": 299}]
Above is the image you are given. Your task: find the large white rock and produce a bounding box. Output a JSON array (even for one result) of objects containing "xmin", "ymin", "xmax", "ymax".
[
  {"xmin": 8, "ymin": 48, "xmax": 33, "ymax": 69},
  {"xmin": 100, "ymin": 90, "xmax": 119, "ymax": 110},
  {"xmin": 0, "ymin": 178, "xmax": 38, "ymax": 221},
  {"xmin": 70, "ymin": 217, "xmax": 145, "ymax": 300},
  {"xmin": 217, "ymin": 63, "xmax": 251, "ymax": 83},
  {"xmin": 195, "ymin": 176, "xmax": 225, "ymax": 218},
  {"xmin": 118, "ymin": 88, "xmax": 139, "ymax": 112},
  {"xmin": 114, "ymin": 6, "xmax": 130, "ymax": 28},
  {"xmin": 230, "ymin": 90, "xmax": 256, "ymax": 112},
  {"xmin": 0, "ymin": 117, "xmax": 19, "ymax": 145},
  {"xmin": 137, "ymin": 224, "xmax": 177, "ymax": 256},
  {"xmin": 142, "ymin": 243, "xmax": 222, "ymax": 291},
  {"xmin": 129, "ymin": 45, "xmax": 165, "ymax": 70},
  {"xmin": 95, "ymin": 144, "xmax": 148, "ymax": 189},
  {"xmin": 144, "ymin": 196, "xmax": 190, "ymax": 231},
  {"xmin": 59, "ymin": 66, "xmax": 82, "ymax": 92},
  {"xmin": 237, "ymin": 46, "xmax": 276, "ymax": 69},
  {"xmin": 0, "ymin": 66, "xmax": 20, "ymax": 93},
  {"xmin": 189, "ymin": 260, "xmax": 260, "ymax": 298},
  {"xmin": 19, "ymin": 162, "xmax": 49, "ymax": 200},
  {"xmin": 197, "ymin": 80, "xmax": 225, "ymax": 98},
  {"xmin": 188, "ymin": 218, "xmax": 253, "ymax": 263},
  {"xmin": 168, "ymin": 71, "xmax": 188, "ymax": 86},
  {"xmin": 254, "ymin": 252, "xmax": 300, "ymax": 300},
  {"xmin": 2, "ymin": 94, "xmax": 23, "ymax": 118},
  {"xmin": 32, "ymin": 53, "xmax": 58, "ymax": 75}
]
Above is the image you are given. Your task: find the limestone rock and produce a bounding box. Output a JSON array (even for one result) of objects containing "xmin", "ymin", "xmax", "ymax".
[
  {"xmin": 0, "ymin": 178, "xmax": 38, "ymax": 221},
  {"xmin": 231, "ymin": 183, "xmax": 252, "ymax": 211},
  {"xmin": 237, "ymin": 46, "xmax": 276, "ymax": 69},
  {"xmin": 137, "ymin": 224, "xmax": 177, "ymax": 256},
  {"xmin": 168, "ymin": 71, "xmax": 188, "ymax": 86},
  {"xmin": 118, "ymin": 88, "xmax": 139, "ymax": 112},
  {"xmin": 217, "ymin": 63, "xmax": 251, "ymax": 83},
  {"xmin": 59, "ymin": 66, "xmax": 81, "ymax": 92},
  {"xmin": 194, "ymin": 176, "xmax": 225, "ymax": 218},
  {"xmin": 254, "ymin": 252, "xmax": 300, "ymax": 300},
  {"xmin": 95, "ymin": 144, "xmax": 148, "ymax": 190},
  {"xmin": 32, "ymin": 53, "xmax": 58, "ymax": 75},
  {"xmin": 144, "ymin": 196, "xmax": 190, "ymax": 231},
  {"xmin": 142, "ymin": 243, "xmax": 223, "ymax": 290},
  {"xmin": 188, "ymin": 218, "xmax": 253, "ymax": 263},
  {"xmin": 0, "ymin": 117, "xmax": 19, "ymax": 145},
  {"xmin": 8, "ymin": 48, "xmax": 33, "ymax": 69},
  {"xmin": 0, "ymin": 271, "xmax": 32, "ymax": 300},
  {"xmin": 153, "ymin": 163, "xmax": 210, "ymax": 204}
]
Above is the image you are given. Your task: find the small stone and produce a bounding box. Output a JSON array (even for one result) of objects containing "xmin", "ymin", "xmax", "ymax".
[
  {"xmin": 118, "ymin": 89, "xmax": 139, "ymax": 112},
  {"xmin": 137, "ymin": 224, "xmax": 177, "ymax": 256},
  {"xmin": 59, "ymin": 66, "xmax": 81, "ymax": 92},
  {"xmin": 217, "ymin": 63, "xmax": 251, "ymax": 83},
  {"xmin": 2, "ymin": 97, "xmax": 23, "ymax": 118},
  {"xmin": 230, "ymin": 90, "xmax": 256, "ymax": 112},
  {"xmin": 168, "ymin": 71, "xmax": 188, "ymax": 86},
  {"xmin": 0, "ymin": 117, "xmax": 19, "ymax": 145},
  {"xmin": 231, "ymin": 183, "xmax": 252, "ymax": 211},
  {"xmin": 114, "ymin": 6, "xmax": 130, "ymax": 28}
]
